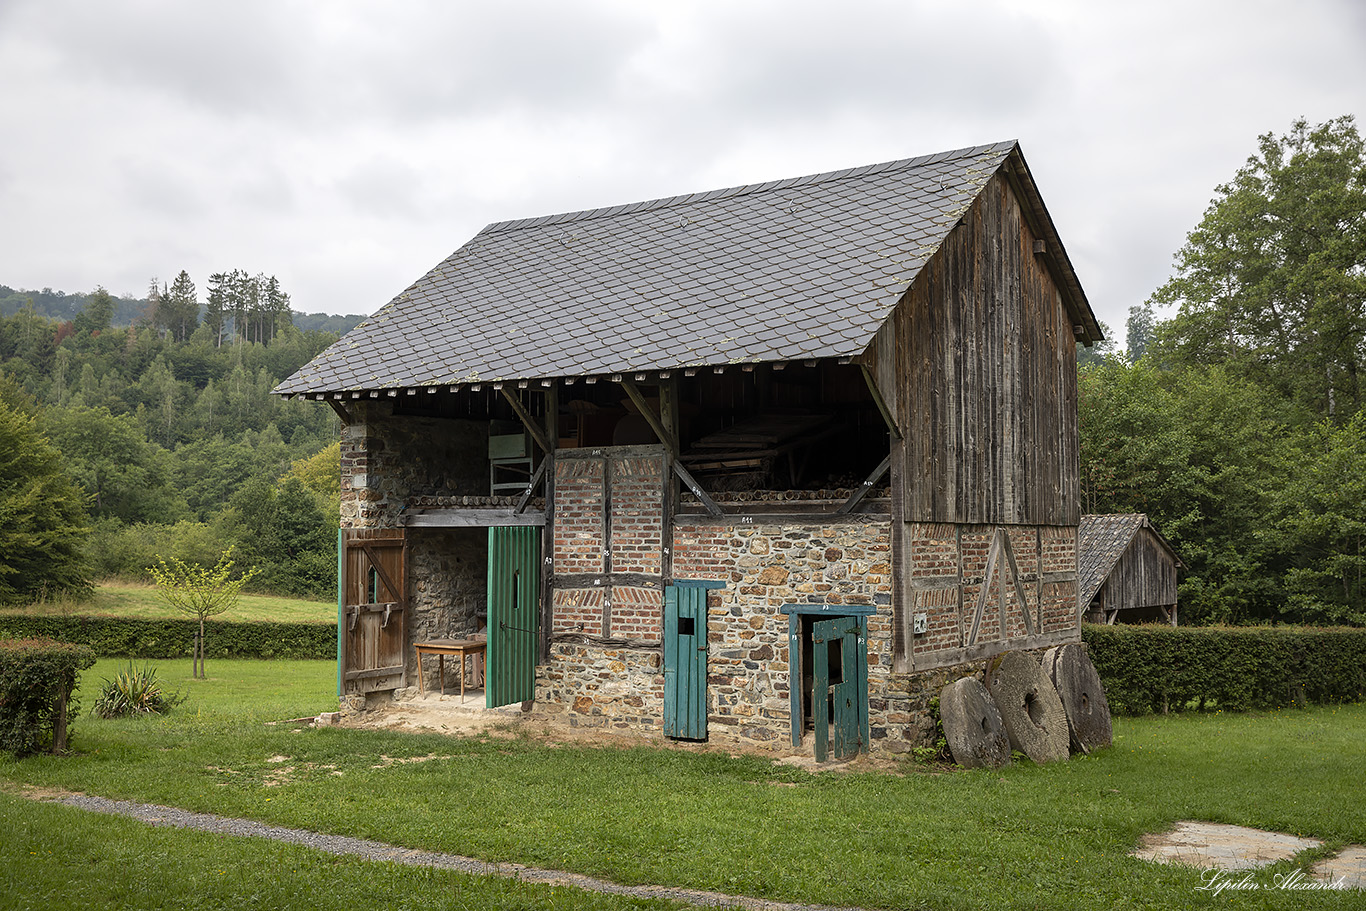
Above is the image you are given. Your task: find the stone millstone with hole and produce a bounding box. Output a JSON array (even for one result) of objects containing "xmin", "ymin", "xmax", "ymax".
[
  {"xmin": 1041, "ymin": 643, "xmax": 1112, "ymax": 754},
  {"xmin": 984, "ymin": 651, "xmax": 1070, "ymax": 763},
  {"xmin": 939, "ymin": 676, "xmax": 1012, "ymax": 769}
]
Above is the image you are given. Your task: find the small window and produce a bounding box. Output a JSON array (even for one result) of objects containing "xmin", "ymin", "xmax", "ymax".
[{"xmin": 677, "ymin": 616, "xmax": 695, "ymax": 636}]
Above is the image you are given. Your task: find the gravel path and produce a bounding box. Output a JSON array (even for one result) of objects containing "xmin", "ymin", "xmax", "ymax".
[{"xmin": 49, "ymin": 793, "xmax": 863, "ymax": 911}]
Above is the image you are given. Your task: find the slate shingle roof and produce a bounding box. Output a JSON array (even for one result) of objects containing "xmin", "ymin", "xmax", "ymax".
[
  {"xmin": 1078, "ymin": 514, "xmax": 1181, "ymax": 607},
  {"xmin": 277, "ymin": 141, "xmax": 1094, "ymax": 396}
]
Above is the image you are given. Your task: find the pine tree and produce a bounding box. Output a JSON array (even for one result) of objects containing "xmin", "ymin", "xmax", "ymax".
[
  {"xmin": 163, "ymin": 270, "xmax": 199, "ymax": 342},
  {"xmin": 205, "ymin": 273, "xmax": 228, "ymax": 347}
]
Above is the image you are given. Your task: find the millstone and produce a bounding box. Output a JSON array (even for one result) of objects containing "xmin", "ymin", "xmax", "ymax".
[
  {"xmin": 939, "ymin": 676, "xmax": 1011, "ymax": 769},
  {"xmin": 1042, "ymin": 643, "xmax": 1113, "ymax": 754},
  {"xmin": 984, "ymin": 651, "xmax": 1070, "ymax": 763}
]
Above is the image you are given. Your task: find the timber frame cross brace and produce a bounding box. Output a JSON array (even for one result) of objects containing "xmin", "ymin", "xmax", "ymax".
[
  {"xmin": 617, "ymin": 378, "xmax": 723, "ymax": 517},
  {"xmin": 965, "ymin": 528, "xmax": 1035, "ymax": 646},
  {"xmin": 499, "ymin": 386, "xmax": 553, "ymax": 514}
]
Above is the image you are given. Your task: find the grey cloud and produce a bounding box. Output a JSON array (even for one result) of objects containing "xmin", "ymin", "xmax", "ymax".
[{"xmin": 335, "ymin": 157, "xmax": 425, "ymax": 219}]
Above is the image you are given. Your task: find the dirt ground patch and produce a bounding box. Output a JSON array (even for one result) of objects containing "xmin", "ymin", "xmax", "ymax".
[{"xmin": 329, "ymin": 690, "xmax": 908, "ymax": 774}]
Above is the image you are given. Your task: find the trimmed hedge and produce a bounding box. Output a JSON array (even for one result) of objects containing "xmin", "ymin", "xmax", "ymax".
[
  {"xmin": 1083, "ymin": 624, "xmax": 1366, "ymax": 714},
  {"xmin": 1, "ymin": 637, "xmax": 97, "ymax": 754},
  {"xmin": 0, "ymin": 617, "xmax": 335, "ymax": 660}
]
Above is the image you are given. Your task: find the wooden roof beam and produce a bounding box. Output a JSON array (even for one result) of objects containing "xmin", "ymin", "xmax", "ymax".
[{"xmin": 499, "ymin": 387, "xmax": 554, "ymax": 454}]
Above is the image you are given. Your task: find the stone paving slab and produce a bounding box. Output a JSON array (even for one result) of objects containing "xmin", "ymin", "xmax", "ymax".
[
  {"xmin": 1311, "ymin": 844, "xmax": 1366, "ymax": 890},
  {"xmin": 1133, "ymin": 821, "xmax": 1321, "ymax": 870}
]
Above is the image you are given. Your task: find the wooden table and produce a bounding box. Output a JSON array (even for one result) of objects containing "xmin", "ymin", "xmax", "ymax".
[{"xmin": 414, "ymin": 639, "xmax": 486, "ymax": 702}]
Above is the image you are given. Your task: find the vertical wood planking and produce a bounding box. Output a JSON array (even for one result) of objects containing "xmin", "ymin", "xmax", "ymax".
[
  {"xmin": 488, "ymin": 524, "xmax": 540, "ymax": 707},
  {"xmin": 895, "ymin": 170, "xmax": 1080, "ymax": 527}
]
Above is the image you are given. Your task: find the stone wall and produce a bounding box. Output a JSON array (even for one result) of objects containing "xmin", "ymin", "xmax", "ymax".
[
  {"xmin": 338, "ymin": 402, "xmax": 493, "ymax": 694},
  {"xmin": 670, "ymin": 520, "xmax": 897, "ymax": 750},
  {"xmin": 406, "ymin": 528, "xmax": 487, "ymax": 686},
  {"xmin": 340, "ymin": 401, "xmax": 489, "ymax": 529},
  {"xmin": 536, "ymin": 642, "xmax": 664, "ymax": 734}
]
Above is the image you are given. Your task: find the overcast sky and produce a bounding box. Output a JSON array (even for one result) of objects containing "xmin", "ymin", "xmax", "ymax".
[{"xmin": 2, "ymin": 0, "xmax": 1364, "ymax": 340}]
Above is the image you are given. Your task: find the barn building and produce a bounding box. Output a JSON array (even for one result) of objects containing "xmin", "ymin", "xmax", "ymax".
[
  {"xmin": 1078, "ymin": 514, "xmax": 1182, "ymax": 626},
  {"xmin": 276, "ymin": 141, "xmax": 1103, "ymax": 759}
]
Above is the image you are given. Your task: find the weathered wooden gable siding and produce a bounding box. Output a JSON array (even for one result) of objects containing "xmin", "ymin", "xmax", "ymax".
[
  {"xmin": 886, "ymin": 169, "xmax": 1079, "ymax": 527},
  {"xmin": 866, "ymin": 169, "xmax": 1083, "ymax": 672},
  {"xmin": 1101, "ymin": 528, "xmax": 1178, "ymax": 611}
]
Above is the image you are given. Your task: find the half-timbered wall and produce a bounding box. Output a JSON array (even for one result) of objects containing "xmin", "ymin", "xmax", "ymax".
[{"xmin": 549, "ymin": 446, "xmax": 668, "ymax": 640}]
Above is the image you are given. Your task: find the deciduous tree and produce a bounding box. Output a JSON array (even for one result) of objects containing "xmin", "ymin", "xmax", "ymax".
[
  {"xmin": 0, "ymin": 379, "xmax": 90, "ymax": 604},
  {"xmin": 1151, "ymin": 116, "xmax": 1366, "ymax": 419},
  {"xmin": 148, "ymin": 548, "xmax": 258, "ymax": 678}
]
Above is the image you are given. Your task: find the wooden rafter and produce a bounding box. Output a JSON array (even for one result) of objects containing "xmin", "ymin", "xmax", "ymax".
[
  {"xmin": 859, "ymin": 364, "xmax": 902, "ymax": 440},
  {"xmin": 515, "ymin": 460, "xmax": 547, "ymax": 514},
  {"xmin": 499, "ymin": 387, "xmax": 553, "ymax": 454},
  {"xmin": 326, "ymin": 400, "xmax": 354, "ymax": 424}
]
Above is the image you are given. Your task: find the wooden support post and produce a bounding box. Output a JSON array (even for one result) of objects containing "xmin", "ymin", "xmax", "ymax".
[{"xmin": 540, "ymin": 382, "xmax": 557, "ymax": 665}]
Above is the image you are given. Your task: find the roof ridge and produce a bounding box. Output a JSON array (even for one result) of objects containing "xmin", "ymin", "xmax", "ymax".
[{"xmin": 480, "ymin": 140, "xmax": 1018, "ymax": 236}]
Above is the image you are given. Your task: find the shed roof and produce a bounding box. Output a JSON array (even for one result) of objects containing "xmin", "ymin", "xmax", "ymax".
[
  {"xmin": 1078, "ymin": 514, "xmax": 1182, "ymax": 607},
  {"xmin": 277, "ymin": 141, "xmax": 1099, "ymax": 396}
]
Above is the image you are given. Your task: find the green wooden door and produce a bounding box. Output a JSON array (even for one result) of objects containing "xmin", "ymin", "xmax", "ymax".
[
  {"xmin": 812, "ymin": 616, "xmax": 863, "ymax": 762},
  {"xmin": 487, "ymin": 525, "xmax": 540, "ymax": 708},
  {"xmin": 664, "ymin": 582, "xmax": 719, "ymax": 740}
]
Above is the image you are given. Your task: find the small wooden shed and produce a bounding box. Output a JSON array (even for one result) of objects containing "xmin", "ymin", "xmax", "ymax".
[{"xmin": 1078, "ymin": 514, "xmax": 1182, "ymax": 625}]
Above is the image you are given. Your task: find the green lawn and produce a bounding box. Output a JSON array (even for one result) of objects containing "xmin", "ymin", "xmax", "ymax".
[
  {"xmin": 2, "ymin": 660, "xmax": 1363, "ymax": 910},
  {"xmin": 0, "ymin": 582, "xmax": 335, "ymax": 624}
]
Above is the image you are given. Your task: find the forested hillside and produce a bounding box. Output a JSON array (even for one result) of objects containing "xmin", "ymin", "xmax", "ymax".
[{"xmin": 0, "ymin": 278, "xmax": 354, "ymax": 602}]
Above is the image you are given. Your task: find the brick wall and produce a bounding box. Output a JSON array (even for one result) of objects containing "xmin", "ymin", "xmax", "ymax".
[
  {"xmin": 552, "ymin": 457, "xmax": 605, "ymax": 574},
  {"xmin": 608, "ymin": 457, "xmax": 663, "ymax": 575}
]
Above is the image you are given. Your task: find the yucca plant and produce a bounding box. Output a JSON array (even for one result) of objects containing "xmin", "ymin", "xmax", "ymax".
[{"xmin": 92, "ymin": 663, "xmax": 185, "ymax": 718}]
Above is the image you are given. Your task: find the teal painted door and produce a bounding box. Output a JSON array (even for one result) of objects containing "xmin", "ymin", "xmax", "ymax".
[
  {"xmin": 664, "ymin": 584, "xmax": 710, "ymax": 739},
  {"xmin": 812, "ymin": 616, "xmax": 863, "ymax": 762},
  {"xmin": 487, "ymin": 525, "xmax": 540, "ymax": 707}
]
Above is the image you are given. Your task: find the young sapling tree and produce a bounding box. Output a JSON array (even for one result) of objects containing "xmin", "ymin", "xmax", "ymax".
[{"xmin": 149, "ymin": 548, "xmax": 259, "ymax": 678}]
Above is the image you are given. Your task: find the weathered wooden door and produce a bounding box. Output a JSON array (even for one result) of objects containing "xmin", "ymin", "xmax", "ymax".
[
  {"xmin": 812, "ymin": 616, "xmax": 864, "ymax": 762},
  {"xmin": 339, "ymin": 528, "xmax": 407, "ymax": 695},
  {"xmin": 664, "ymin": 582, "xmax": 716, "ymax": 740},
  {"xmin": 487, "ymin": 525, "xmax": 540, "ymax": 707}
]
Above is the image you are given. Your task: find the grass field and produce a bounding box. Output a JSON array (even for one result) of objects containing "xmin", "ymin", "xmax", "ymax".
[
  {"xmin": 0, "ymin": 582, "xmax": 335, "ymax": 624},
  {"xmin": 2, "ymin": 659, "xmax": 1363, "ymax": 910}
]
